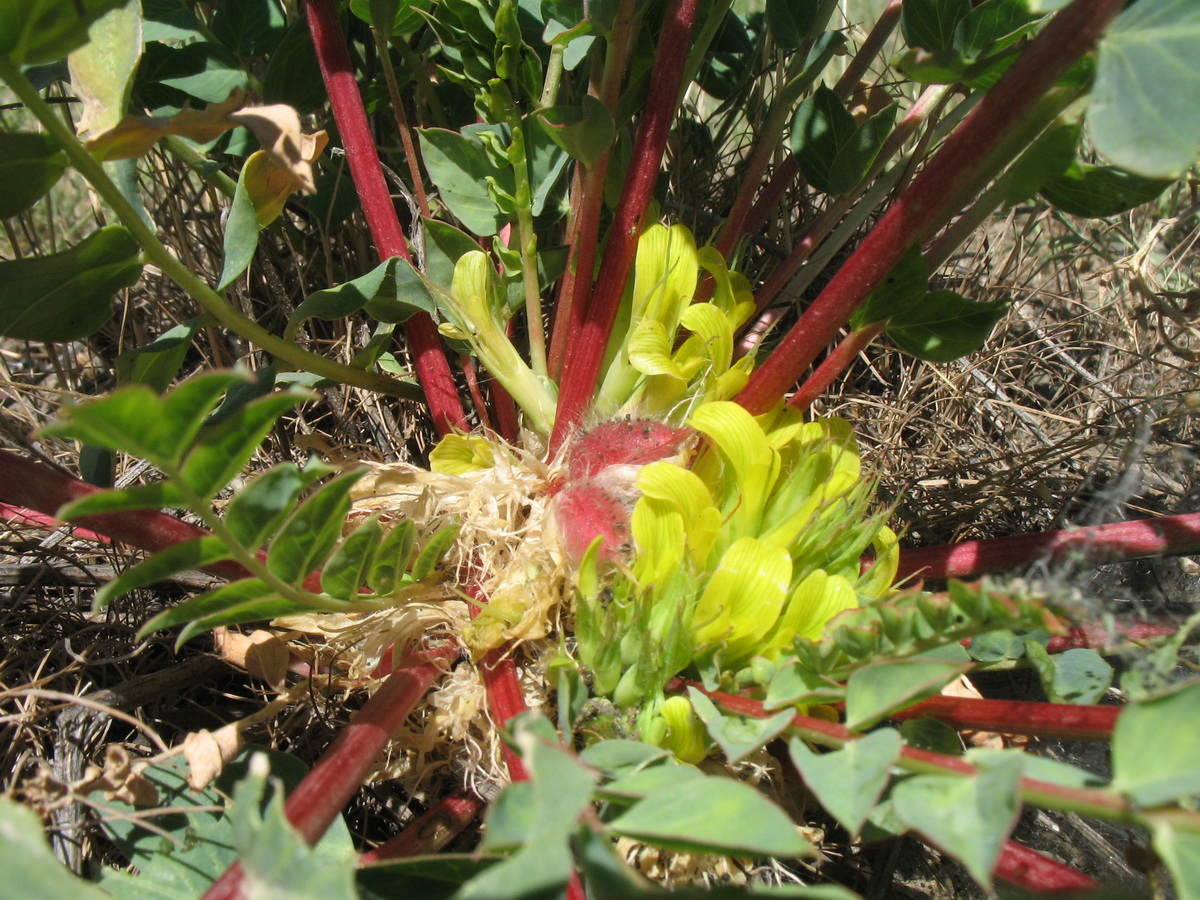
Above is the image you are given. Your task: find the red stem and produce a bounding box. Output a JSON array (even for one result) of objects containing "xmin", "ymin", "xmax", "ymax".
[
  {"xmin": 2, "ymin": 501, "xmax": 111, "ymax": 545},
  {"xmin": 890, "ymin": 695, "xmax": 1120, "ymax": 741},
  {"xmin": 549, "ymin": 0, "xmax": 701, "ymax": 454},
  {"xmin": 831, "ymin": 0, "xmax": 903, "ymax": 100},
  {"xmin": 305, "ymin": 0, "xmax": 466, "ymax": 436},
  {"xmin": 733, "ymin": 0, "xmax": 1124, "ymax": 414},
  {"xmin": 358, "ymin": 788, "xmax": 482, "ymax": 863},
  {"xmin": 203, "ymin": 643, "xmax": 458, "ymax": 900},
  {"xmin": 1046, "ymin": 622, "xmax": 1180, "ymax": 653},
  {"xmin": 788, "ymin": 322, "xmax": 884, "ymax": 412},
  {"xmin": 895, "ymin": 512, "xmax": 1200, "ymax": 582},
  {"xmin": 738, "ymin": 155, "xmax": 801, "ymax": 250},
  {"xmin": 994, "ymin": 840, "xmax": 1099, "ymax": 893}
]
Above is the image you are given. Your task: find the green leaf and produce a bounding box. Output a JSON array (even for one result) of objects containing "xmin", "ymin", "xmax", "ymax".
[
  {"xmin": 43, "ymin": 372, "xmax": 242, "ymax": 467},
  {"xmin": 418, "ymin": 128, "xmax": 514, "ymax": 235},
  {"xmin": 422, "ymin": 217, "xmax": 480, "ymax": 291},
  {"xmin": 1039, "ymin": 161, "xmax": 1174, "ymax": 218},
  {"xmin": 764, "ymin": 662, "xmax": 845, "ymax": 708},
  {"xmin": 350, "ymin": 0, "xmax": 432, "ymax": 36},
  {"xmin": 1049, "ymin": 648, "xmax": 1113, "ymax": 705},
  {"xmin": 96, "ymin": 748, "xmax": 354, "ymax": 900},
  {"xmin": 1112, "ymin": 680, "xmax": 1200, "ymax": 807},
  {"xmin": 966, "ymin": 628, "xmax": 1023, "ymax": 662},
  {"xmin": 1005, "ymin": 122, "xmax": 1080, "ymax": 205},
  {"xmin": 765, "ymin": 0, "xmax": 820, "ymax": 50},
  {"xmin": 790, "ymin": 86, "xmax": 861, "ymax": 196},
  {"xmin": 266, "ymin": 470, "xmax": 367, "ymax": 586},
  {"xmin": 579, "ymin": 740, "xmax": 672, "ymax": 778},
  {"xmin": 952, "ymin": 0, "xmax": 1035, "ymax": 59},
  {"xmin": 899, "ymin": 717, "xmax": 963, "ymax": 756},
  {"xmin": 789, "ymin": 729, "xmax": 902, "ymax": 836},
  {"xmin": 1090, "ymin": 0, "xmax": 1200, "ymax": 179},
  {"xmin": 226, "ymin": 459, "xmax": 333, "ymax": 549},
  {"xmin": 287, "ymin": 257, "xmax": 436, "ymax": 338},
  {"xmin": 0, "ymin": 797, "xmax": 111, "ymax": 900},
  {"xmin": 884, "ymin": 290, "xmax": 1008, "ymax": 363},
  {"xmin": 67, "ymin": 0, "xmax": 142, "ymax": 139},
  {"xmin": 139, "ymin": 578, "xmax": 294, "ymax": 643},
  {"xmin": 410, "ymin": 522, "xmax": 459, "ymax": 581},
  {"xmin": 261, "ymin": 20, "xmax": 326, "ymax": 114},
  {"xmin": 229, "ymin": 753, "xmax": 358, "ymax": 900},
  {"xmin": 210, "ymin": 0, "xmax": 286, "ymax": 56},
  {"xmin": 150, "ymin": 41, "xmax": 248, "ymax": 105},
  {"xmin": 844, "ymin": 658, "xmax": 972, "ymax": 729},
  {"xmin": 367, "ymin": 518, "xmax": 416, "ymax": 595},
  {"xmin": 535, "ymin": 96, "xmax": 614, "ymax": 169},
  {"xmin": 688, "ymin": 687, "xmax": 794, "ymax": 764},
  {"xmin": 0, "ymin": 131, "xmax": 67, "ymax": 218},
  {"xmin": 849, "ymin": 248, "xmax": 928, "ymax": 329},
  {"xmin": 597, "ymin": 760, "xmax": 705, "ymax": 803},
  {"xmin": 457, "ymin": 715, "xmax": 598, "ymax": 900},
  {"xmin": 893, "ymin": 47, "xmax": 968, "ymax": 85},
  {"xmin": 141, "ymin": 0, "xmax": 203, "ymax": 42},
  {"xmin": 321, "ymin": 514, "xmax": 384, "ymax": 600},
  {"xmin": 94, "ymin": 536, "xmax": 232, "ymax": 610},
  {"xmin": 610, "ymin": 777, "xmax": 815, "ymax": 858},
  {"xmin": 0, "ymin": 225, "xmax": 142, "ymax": 342},
  {"xmin": 116, "ymin": 316, "xmax": 208, "ymax": 392},
  {"xmin": 0, "ymin": 0, "xmax": 132, "ymax": 65},
  {"xmin": 901, "ymin": 0, "xmax": 971, "ymax": 52},
  {"xmin": 891, "ymin": 753, "xmax": 1023, "ymax": 886},
  {"xmin": 179, "ymin": 391, "xmax": 308, "ymax": 500},
  {"xmin": 1153, "ymin": 822, "xmax": 1200, "ymax": 900},
  {"xmin": 57, "ymin": 481, "xmax": 185, "ymax": 520},
  {"xmin": 357, "ymin": 856, "xmax": 499, "ymax": 900},
  {"xmin": 218, "ymin": 164, "xmax": 262, "ymax": 290}
]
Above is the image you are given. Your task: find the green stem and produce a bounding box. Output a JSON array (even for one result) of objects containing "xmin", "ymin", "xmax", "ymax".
[
  {"xmin": 161, "ymin": 135, "xmax": 237, "ymax": 197},
  {"xmin": 540, "ymin": 42, "xmax": 566, "ymax": 108},
  {"xmin": 507, "ymin": 115, "xmax": 549, "ymax": 378},
  {"xmin": 0, "ymin": 57, "xmax": 422, "ymax": 401}
]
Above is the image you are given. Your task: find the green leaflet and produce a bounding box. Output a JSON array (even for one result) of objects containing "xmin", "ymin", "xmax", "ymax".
[
  {"xmin": 1112, "ymin": 680, "xmax": 1200, "ymax": 808},
  {"xmin": 0, "ymin": 225, "xmax": 143, "ymax": 342},
  {"xmin": 789, "ymin": 729, "xmax": 902, "ymax": 837},
  {"xmin": 1091, "ymin": 0, "xmax": 1200, "ymax": 179},
  {"xmin": 0, "ymin": 131, "xmax": 67, "ymax": 218}
]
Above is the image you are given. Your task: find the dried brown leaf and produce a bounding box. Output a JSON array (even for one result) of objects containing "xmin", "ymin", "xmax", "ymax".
[{"xmin": 183, "ymin": 725, "xmax": 243, "ymax": 791}]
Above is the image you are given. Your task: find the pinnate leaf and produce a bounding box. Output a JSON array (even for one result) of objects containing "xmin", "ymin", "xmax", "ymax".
[
  {"xmin": 267, "ymin": 469, "xmax": 368, "ymax": 586},
  {"xmin": 321, "ymin": 514, "xmax": 384, "ymax": 600},
  {"xmin": 94, "ymin": 535, "xmax": 231, "ymax": 610},
  {"xmin": 225, "ymin": 459, "xmax": 332, "ymax": 548},
  {"xmin": 884, "ymin": 290, "xmax": 1007, "ymax": 363},
  {"xmin": 58, "ymin": 481, "xmax": 186, "ymax": 520},
  {"xmin": 368, "ymin": 519, "xmax": 416, "ymax": 595},
  {"xmin": 178, "ymin": 390, "xmax": 308, "ymax": 500},
  {"xmin": 1153, "ymin": 823, "xmax": 1200, "ymax": 900},
  {"xmin": 0, "ymin": 797, "xmax": 110, "ymax": 900}
]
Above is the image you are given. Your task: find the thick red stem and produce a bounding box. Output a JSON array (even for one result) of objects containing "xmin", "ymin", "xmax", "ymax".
[
  {"xmin": 734, "ymin": 0, "xmax": 1124, "ymax": 414},
  {"xmin": 1046, "ymin": 622, "xmax": 1179, "ymax": 653},
  {"xmin": 788, "ymin": 322, "xmax": 884, "ymax": 412},
  {"xmin": 305, "ymin": 0, "xmax": 466, "ymax": 436},
  {"xmin": 358, "ymin": 788, "xmax": 482, "ymax": 863},
  {"xmin": 203, "ymin": 643, "xmax": 457, "ymax": 900},
  {"xmin": 995, "ymin": 840, "xmax": 1099, "ymax": 893},
  {"xmin": 896, "ymin": 512, "xmax": 1200, "ymax": 582},
  {"xmin": 890, "ymin": 695, "xmax": 1120, "ymax": 741},
  {"xmin": 831, "ymin": 0, "xmax": 903, "ymax": 100},
  {"xmin": 549, "ymin": 0, "xmax": 701, "ymax": 454},
  {"xmin": 2, "ymin": 501, "xmax": 110, "ymax": 545}
]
